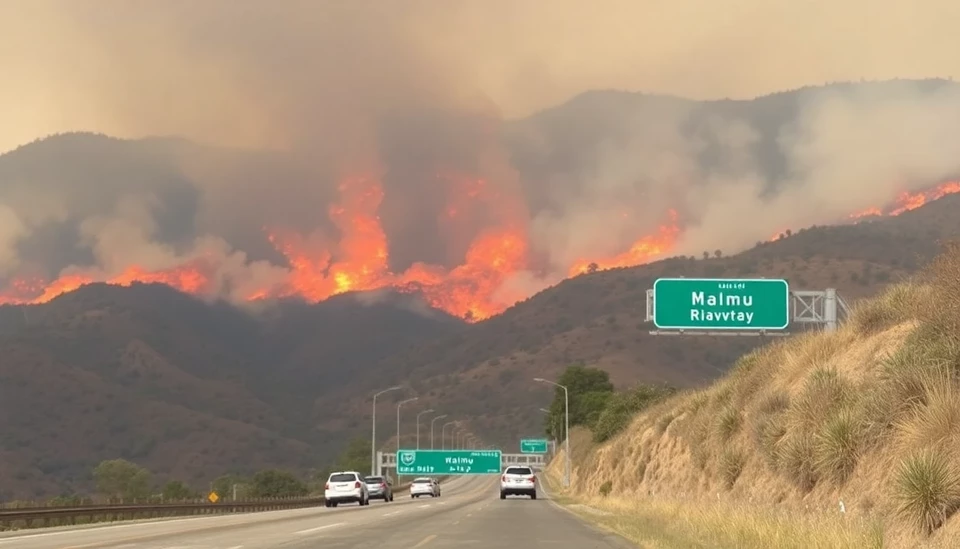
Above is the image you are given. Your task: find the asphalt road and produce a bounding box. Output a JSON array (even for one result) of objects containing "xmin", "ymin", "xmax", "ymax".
[{"xmin": 0, "ymin": 476, "xmax": 634, "ymax": 548}]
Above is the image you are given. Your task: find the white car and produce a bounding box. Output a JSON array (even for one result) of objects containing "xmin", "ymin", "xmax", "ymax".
[
  {"xmin": 499, "ymin": 466, "xmax": 537, "ymax": 499},
  {"xmin": 324, "ymin": 471, "xmax": 369, "ymax": 507},
  {"xmin": 409, "ymin": 477, "xmax": 440, "ymax": 498}
]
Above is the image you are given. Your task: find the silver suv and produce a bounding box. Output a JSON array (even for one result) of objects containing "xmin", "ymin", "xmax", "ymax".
[
  {"xmin": 499, "ymin": 466, "xmax": 536, "ymax": 499},
  {"xmin": 324, "ymin": 471, "xmax": 369, "ymax": 507},
  {"xmin": 364, "ymin": 475, "xmax": 394, "ymax": 502}
]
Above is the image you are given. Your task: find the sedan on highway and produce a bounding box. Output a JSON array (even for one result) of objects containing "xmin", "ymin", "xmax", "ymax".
[
  {"xmin": 409, "ymin": 477, "xmax": 440, "ymax": 498},
  {"xmin": 324, "ymin": 471, "xmax": 370, "ymax": 507},
  {"xmin": 364, "ymin": 475, "xmax": 394, "ymax": 502},
  {"xmin": 500, "ymin": 466, "xmax": 537, "ymax": 499}
]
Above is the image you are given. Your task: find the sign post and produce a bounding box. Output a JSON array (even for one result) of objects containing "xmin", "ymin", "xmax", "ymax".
[
  {"xmin": 652, "ymin": 278, "xmax": 789, "ymax": 331},
  {"xmin": 520, "ymin": 439, "xmax": 548, "ymax": 454},
  {"xmin": 396, "ymin": 449, "xmax": 501, "ymax": 475}
]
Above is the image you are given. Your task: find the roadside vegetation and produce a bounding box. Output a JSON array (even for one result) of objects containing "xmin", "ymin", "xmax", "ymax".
[{"xmin": 545, "ymin": 242, "xmax": 960, "ymax": 548}]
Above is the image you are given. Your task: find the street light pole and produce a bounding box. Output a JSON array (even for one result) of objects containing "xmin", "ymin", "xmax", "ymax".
[
  {"xmin": 371, "ymin": 386, "xmax": 401, "ymax": 476},
  {"xmin": 535, "ymin": 377, "xmax": 570, "ymax": 488},
  {"xmin": 430, "ymin": 415, "xmax": 447, "ymax": 449},
  {"xmin": 540, "ymin": 407, "xmax": 559, "ymax": 455},
  {"xmin": 416, "ymin": 409, "xmax": 434, "ymax": 450},
  {"xmin": 397, "ymin": 397, "xmax": 418, "ymax": 480},
  {"xmin": 441, "ymin": 421, "xmax": 456, "ymax": 449}
]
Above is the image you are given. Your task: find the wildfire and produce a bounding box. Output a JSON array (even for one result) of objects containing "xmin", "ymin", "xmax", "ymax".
[
  {"xmin": 2, "ymin": 179, "xmax": 958, "ymax": 321},
  {"xmin": 568, "ymin": 210, "xmax": 680, "ymax": 276}
]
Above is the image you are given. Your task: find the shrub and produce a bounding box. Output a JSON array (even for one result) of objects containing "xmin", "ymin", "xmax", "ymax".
[
  {"xmin": 895, "ymin": 450, "xmax": 960, "ymax": 535},
  {"xmin": 776, "ymin": 433, "xmax": 818, "ymax": 492},
  {"xmin": 592, "ymin": 384, "xmax": 676, "ymax": 443},
  {"xmin": 719, "ymin": 448, "xmax": 746, "ymax": 489},
  {"xmin": 717, "ymin": 407, "xmax": 742, "ymax": 441},
  {"xmin": 599, "ymin": 480, "xmax": 613, "ymax": 497},
  {"xmin": 814, "ymin": 408, "xmax": 862, "ymax": 484}
]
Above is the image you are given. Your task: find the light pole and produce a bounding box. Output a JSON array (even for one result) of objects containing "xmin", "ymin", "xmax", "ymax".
[
  {"xmin": 535, "ymin": 377, "xmax": 570, "ymax": 488},
  {"xmin": 540, "ymin": 407, "xmax": 559, "ymax": 455},
  {"xmin": 441, "ymin": 421, "xmax": 456, "ymax": 449},
  {"xmin": 430, "ymin": 414, "xmax": 447, "ymax": 449},
  {"xmin": 371, "ymin": 386, "xmax": 401, "ymax": 476},
  {"xmin": 397, "ymin": 397, "xmax": 418, "ymax": 479},
  {"xmin": 416, "ymin": 409, "xmax": 434, "ymax": 449}
]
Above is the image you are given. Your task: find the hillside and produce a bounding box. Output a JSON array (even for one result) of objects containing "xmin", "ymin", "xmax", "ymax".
[
  {"xmin": 339, "ymin": 193, "xmax": 960, "ymax": 444},
  {"xmin": 544, "ymin": 244, "xmax": 960, "ymax": 548},
  {"xmin": 1, "ymin": 192, "xmax": 956, "ymax": 500},
  {"xmin": 2, "ymin": 79, "xmax": 960, "ymax": 498},
  {"xmin": 0, "ymin": 285, "xmax": 462, "ymax": 499}
]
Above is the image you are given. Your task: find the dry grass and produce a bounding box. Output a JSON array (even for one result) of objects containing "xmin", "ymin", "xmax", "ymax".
[
  {"xmin": 570, "ymin": 496, "xmax": 886, "ymax": 549},
  {"xmin": 553, "ymin": 242, "xmax": 960, "ymax": 547}
]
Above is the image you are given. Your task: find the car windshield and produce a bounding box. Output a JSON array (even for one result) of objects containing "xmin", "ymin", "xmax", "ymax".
[
  {"xmin": 506, "ymin": 467, "xmax": 533, "ymax": 476},
  {"xmin": 365, "ymin": 477, "xmax": 383, "ymax": 483},
  {"xmin": 330, "ymin": 473, "xmax": 357, "ymax": 482},
  {"xmin": 413, "ymin": 479, "xmax": 432, "ymax": 484}
]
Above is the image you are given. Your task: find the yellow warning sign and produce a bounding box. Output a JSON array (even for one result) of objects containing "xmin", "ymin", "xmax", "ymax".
[{"xmin": 208, "ymin": 491, "xmax": 219, "ymax": 503}]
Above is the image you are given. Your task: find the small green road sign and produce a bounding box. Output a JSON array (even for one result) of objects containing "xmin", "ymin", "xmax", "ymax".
[
  {"xmin": 396, "ymin": 449, "xmax": 502, "ymax": 475},
  {"xmin": 653, "ymin": 278, "xmax": 790, "ymax": 330},
  {"xmin": 520, "ymin": 439, "xmax": 548, "ymax": 454}
]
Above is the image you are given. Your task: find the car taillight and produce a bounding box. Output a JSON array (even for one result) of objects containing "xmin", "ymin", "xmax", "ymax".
[
  {"xmin": 528, "ymin": 476, "xmax": 536, "ymax": 482},
  {"xmin": 355, "ymin": 481, "xmax": 362, "ymax": 489},
  {"xmin": 501, "ymin": 475, "xmax": 507, "ymax": 482},
  {"xmin": 324, "ymin": 483, "xmax": 329, "ymax": 490},
  {"xmin": 381, "ymin": 482, "xmax": 386, "ymax": 488}
]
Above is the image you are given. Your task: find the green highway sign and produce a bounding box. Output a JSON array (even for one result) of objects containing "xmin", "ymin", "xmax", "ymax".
[
  {"xmin": 396, "ymin": 449, "xmax": 501, "ymax": 475},
  {"xmin": 652, "ymin": 278, "xmax": 790, "ymax": 330},
  {"xmin": 520, "ymin": 439, "xmax": 548, "ymax": 454}
]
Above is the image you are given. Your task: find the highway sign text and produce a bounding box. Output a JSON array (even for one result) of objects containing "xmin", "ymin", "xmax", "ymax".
[
  {"xmin": 520, "ymin": 439, "xmax": 548, "ymax": 454},
  {"xmin": 396, "ymin": 449, "xmax": 502, "ymax": 475},
  {"xmin": 653, "ymin": 278, "xmax": 789, "ymax": 330}
]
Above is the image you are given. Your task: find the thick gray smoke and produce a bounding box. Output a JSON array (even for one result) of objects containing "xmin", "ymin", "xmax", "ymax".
[{"xmin": 2, "ymin": 2, "xmax": 960, "ymax": 309}]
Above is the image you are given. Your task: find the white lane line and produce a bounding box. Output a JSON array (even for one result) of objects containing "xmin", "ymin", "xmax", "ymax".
[
  {"xmin": 418, "ymin": 504, "xmax": 431, "ymax": 508},
  {"xmin": 383, "ymin": 510, "xmax": 404, "ymax": 516},
  {"xmin": 295, "ymin": 522, "xmax": 346, "ymax": 535},
  {"xmin": 227, "ymin": 546, "xmax": 244, "ymax": 549}
]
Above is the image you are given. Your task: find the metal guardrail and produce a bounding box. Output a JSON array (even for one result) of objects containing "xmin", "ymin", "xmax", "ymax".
[
  {"xmin": 0, "ymin": 478, "xmax": 445, "ymax": 531},
  {"xmin": 0, "ymin": 497, "xmax": 324, "ymax": 530}
]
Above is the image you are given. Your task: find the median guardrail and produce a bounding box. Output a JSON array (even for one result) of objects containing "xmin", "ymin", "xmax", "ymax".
[
  {"xmin": 0, "ymin": 476, "xmax": 453, "ymax": 531},
  {"xmin": 0, "ymin": 496, "xmax": 325, "ymax": 531}
]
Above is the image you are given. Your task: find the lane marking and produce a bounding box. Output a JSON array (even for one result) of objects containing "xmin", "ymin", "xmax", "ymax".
[
  {"xmin": 227, "ymin": 546, "xmax": 244, "ymax": 549},
  {"xmin": 383, "ymin": 510, "xmax": 404, "ymax": 516},
  {"xmin": 418, "ymin": 504, "xmax": 431, "ymax": 508},
  {"xmin": 413, "ymin": 534, "xmax": 437, "ymax": 547},
  {"xmin": 295, "ymin": 522, "xmax": 346, "ymax": 535}
]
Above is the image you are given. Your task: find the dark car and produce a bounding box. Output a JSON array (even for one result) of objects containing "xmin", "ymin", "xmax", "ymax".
[{"xmin": 364, "ymin": 475, "xmax": 394, "ymax": 502}]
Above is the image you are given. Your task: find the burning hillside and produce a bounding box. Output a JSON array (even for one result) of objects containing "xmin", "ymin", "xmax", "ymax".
[{"xmin": 2, "ymin": 166, "xmax": 958, "ymax": 320}]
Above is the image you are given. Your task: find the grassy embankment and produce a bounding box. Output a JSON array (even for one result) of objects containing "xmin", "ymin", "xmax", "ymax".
[{"xmin": 545, "ymin": 243, "xmax": 960, "ymax": 548}]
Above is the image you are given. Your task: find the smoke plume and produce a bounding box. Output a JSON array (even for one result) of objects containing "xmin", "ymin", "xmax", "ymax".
[{"xmin": 2, "ymin": 2, "xmax": 960, "ymax": 318}]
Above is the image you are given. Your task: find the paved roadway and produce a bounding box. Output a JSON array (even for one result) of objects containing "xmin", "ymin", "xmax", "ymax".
[{"xmin": 0, "ymin": 476, "xmax": 634, "ymax": 548}]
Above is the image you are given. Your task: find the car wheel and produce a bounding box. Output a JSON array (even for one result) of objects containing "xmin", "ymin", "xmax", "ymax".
[
  {"xmin": 500, "ymin": 492, "xmax": 506, "ymax": 500},
  {"xmin": 389, "ymin": 495, "xmax": 394, "ymax": 502},
  {"xmin": 531, "ymin": 492, "xmax": 537, "ymax": 500}
]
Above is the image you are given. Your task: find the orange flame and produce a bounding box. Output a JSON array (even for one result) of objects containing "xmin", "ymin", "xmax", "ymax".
[
  {"xmin": 3, "ymin": 179, "xmax": 959, "ymax": 321},
  {"xmin": 568, "ymin": 209, "xmax": 680, "ymax": 276}
]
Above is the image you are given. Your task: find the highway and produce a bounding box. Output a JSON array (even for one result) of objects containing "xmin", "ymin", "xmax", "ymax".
[{"xmin": 0, "ymin": 476, "xmax": 633, "ymax": 548}]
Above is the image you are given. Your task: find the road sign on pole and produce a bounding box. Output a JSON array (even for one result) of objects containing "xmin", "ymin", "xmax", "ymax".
[
  {"xmin": 652, "ymin": 278, "xmax": 789, "ymax": 330},
  {"xmin": 520, "ymin": 439, "xmax": 548, "ymax": 454},
  {"xmin": 396, "ymin": 449, "xmax": 501, "ymax": 475}
]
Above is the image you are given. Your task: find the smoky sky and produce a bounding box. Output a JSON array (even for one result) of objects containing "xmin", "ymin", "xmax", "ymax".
[{"xmin": 2, "ymin": 2, "xmax": 960, "ymax": 305}]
